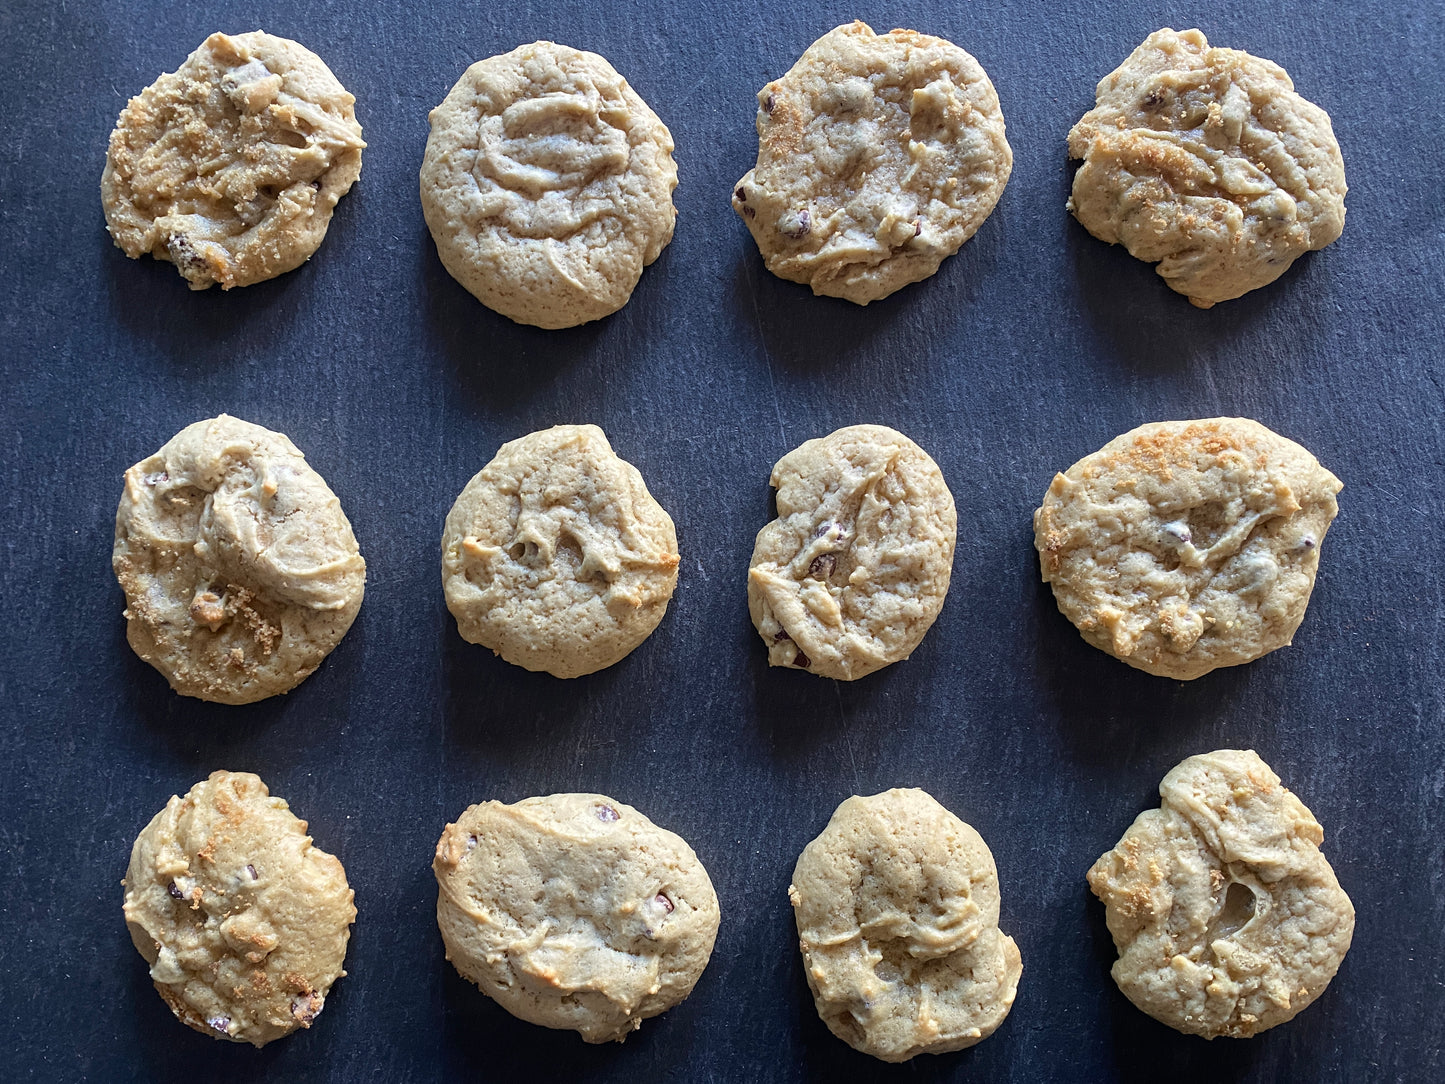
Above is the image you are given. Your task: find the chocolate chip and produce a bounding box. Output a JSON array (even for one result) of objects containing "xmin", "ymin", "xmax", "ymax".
[
  {"xmin": 595, "ymin": 804, "xmax": 619, "ymax": 822},
  {"xmin": 245, "ymin": 864, "xmax": 258, "ymax": 880},
  {"xmin": 913, "ymin": 218, "xmax": 922, "ymax": 237},
  {"xmin": 794, "ymin": 650, "xmax": 811, "ymax": 670},
  {"xmin": 773, "ymin": 628, "xmax": 792, "ymax": 643},
  {"xmin": 781, "ymin": 209, "xmax": 810, "ymax": 239},
  {"xmin": 815, "ymin": 521, "xmax": 835, "ymax": 538},
  {"xmin": 167, "ymin": 881, "xmax": 184, "ymax": 900},
  {"xmin": 1299, "ymin": 537, "xmax": 1316, "ymax": 549},
  {"xmin": 291, "ymin": 993, "xmax": 321, "ymax": 1025},
  {"xmin": 653, "ymin": 893, "xmax": 674, "ymax": 914},
  {"xmin": 1142, "ymin": 89, "xmax": 1165, "ymax": 109},
  {"xmin": 208, "ymin": 1016, "xmax": 231, "ymax": 1035},
  {"xmin": 735, "ymin": 187, "xmax": 746, "ymax": 202},
  {"xmin": 764, "ymin": 93, "xmax": 775, "ymax": 113},
  {"xmin": 808, "ymin": 553, "xmax": 836, "ymax": 579}
]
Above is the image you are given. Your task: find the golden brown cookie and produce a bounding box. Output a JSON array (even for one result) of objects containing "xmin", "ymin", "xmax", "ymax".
[
  {"xmin": 733, "ymin": 21, "xmax": 1012, "ymax": 304},
  {"xmin": 434, "ymin": 793, "xmax": 720, "ymax": 1042},
  {"xmin": 123, "ymin": 771, "xmax": 356, "ymax": 1047},
  {"xmin": 102, "ymin": 31, "xmax": 365, "ymax": 290},
  {"xmin": 113, "ymin": 415, "xmax": 366, "ymax": 704},
  {"xmin": 1067, "ymin": 28, "xmax": 1346, "ymax": 307},
  {"xmin": 1088, "ymin": 750, "xmax": 1354, "ymax": 1038},
  {"xmin": 1034, "ymin": 418, "xmax": 1340, "ymax": 679}
]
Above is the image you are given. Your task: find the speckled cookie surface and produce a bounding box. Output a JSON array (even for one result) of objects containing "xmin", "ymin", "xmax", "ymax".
[
  {"xmin": 113, "ymin": 414, "xmax": 366, "ymax": 704},
  {"xmin": 1088, "ymin": 750, "xmax": 1354, "ymax": 1038},
  {"xmin": 123, "ymin": 771, "xmax": 356, "ymax": 1047},
  {"xmin": 102, "ymin": 31, "xmax": 365, "ymax": 290},
  {"xmin": 433, "ymin": 793, "xmax": 720, "ymax": 1043},
  {"xmin": 442, "ymin": 424, "xmax": 678, "ymax": 678},
  {"xmin": 1067, "ymin": 28, "xmax": 1346, "ymax": 308},
  {"xmin": 790, "ymin": 789, "xmax": 1022, "ymax": 1062},
  {"xmin": 420, "ymin": 41, "xmax": 677, "ymax": 329},
  {"xmin": 748, "ymin": 425, "xmax": 956, "ymax": 680},
  {"xmin": 1034, "ymin": 418, "xmax": 1339, "ymax": 680},
  {"xmin": 732, "ymin": 21, "xmax": 1011, "ymax": 304}
]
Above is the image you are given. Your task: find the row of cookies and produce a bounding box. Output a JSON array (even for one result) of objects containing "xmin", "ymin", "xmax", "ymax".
[
  {"xmin": 124, "ymin": 749, "xmax": 1353, "ymax": 1058},
  {"xmin": 103, "ymin": 23, "xmax": 1347, "ymax": 320},
  {"xmin": 113, "ymin": 415, "xmax": 1341, "ymax": 701}
]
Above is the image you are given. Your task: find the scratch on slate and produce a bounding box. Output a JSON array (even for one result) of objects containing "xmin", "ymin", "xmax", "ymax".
[
  {"xmin": 833, "ymin": 681, "xmax": 859, "ymax": 788},
  {"xmin": 745, "ymin": 261, "xmax": 788, "ymax": 448}
]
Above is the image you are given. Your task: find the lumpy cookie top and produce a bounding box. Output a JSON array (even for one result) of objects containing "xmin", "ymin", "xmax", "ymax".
[
  {"xmin": 123, "ymin": 771, "xmax": 356, "ymax": 1047},
  {"xmin": 113, "ymin": 415, "xmax": 366, "ymax": 704},
  {"xmin": 790, "ymin": 789, "xmax": 1022, "ymax": 1062},
  {"xmin": 732, "ymin": 21, "xmax": 1011, "ymax": 305},
  {"xmin": 441, "ymin": 424, "xmax": 679, "ymax": 678},
  {"xmin": 433, "ymin": 793, "xmax": 720, "ymax": 1043},
  {"xmin": 1088, "ymin": 750, "xmax": 1354, "ymax": 1038},
  {"xmin": 102, "ymin": 31, "xmax": 365, "ymax": 290},
  {"xmin": 748, "ymin": 425, "xmax": 956, "ymax": 680},
  {"xmin": 420, "ymin": 41, "xmax": 677, "ymax": 329},
  {"xmin": 1034, "ymin": 418, "xmax": 1340, "ymax": 680},
  {"xmin": 1067, "ymin": 28, "xmax": 1346, "ymax": 308}
]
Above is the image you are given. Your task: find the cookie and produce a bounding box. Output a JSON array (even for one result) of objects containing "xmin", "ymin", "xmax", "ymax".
[
  {"xmin": 433, "ymin": 793, "xmax": 720, "ymax": 1043},
  {"xmin": 102, "ymin": 31, "xmax": 365, "ymax": 290},
  {"xmin": 790, "ymin": 788, "xmax": 1022, "ymax": 1062},
  {"xmin": 1088, "ymin": 750, "xmax": 1354, "ymax": 1038},
  {"xmin": 442, "ymin": 424, "xmax": 678, "ymax": 678},
  {"xmin": 420, "ymin": 41, "xmax": 677, "ymax": 328},
  {"xmin": 732, "ymin": 21, "xmax": 1012, "ymax": 305},
  {"xmin": 748, "ymin": 425, "xmax": 956, "ymax": 680},
  {"xmin": 123, "ymin": 771, "xmax": 356, "ymax": 1047},
  {"xmin": 113, "ymin": 415, "xmax": 366, "ymax": 704},
  {"xmin": 1067, "ymin": 28, "xmax": 1346, "ymax": 308},
  {"xmin": 1034, "ymin": 418, "xmax": 1340, "ymax": 680}
]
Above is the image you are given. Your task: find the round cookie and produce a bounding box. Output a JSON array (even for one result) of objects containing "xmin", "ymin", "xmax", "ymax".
[
  {"xmin": 113, "ymin": 414, "xmax": 366, "ymax": 704},
  {"xmin": 1088, "ymin": 749, "xmax": 1354, "ymax": 1038},
  {"xmin": 441, "ymin": 424, "xmax": 679, "ymax": 678},
  {"xmin": 732, "ymin": 21, "xmax": 1012, "ymax": 305},
  {"xmin": 433, "ymin": 793, "xmax": 720, "ymax": 1043},
  {"xmin": 748, "ymin": 425, "xmax": 956, "ymax": 680},
  {"xmin": 790, "ymin": 788, "xmax": 1022, "ymax": 1062},
  {"xmin": 1067, "ymin": 28, "xmax": 1346, "ymax": 308},
  {"xmin": 123, "ymin": 771, "xmax": 356, "ymax": 1047},
  {"xmin": 1034, "ymin": 418, "xmax": 1340, "ymax": 680},
  {"xmin": 420, "ymin": 41, "xmax": 677, "ymax": 328},
  {"xmin": 102, "ymin": 31, "xmax": 365, "ymax": 290}
]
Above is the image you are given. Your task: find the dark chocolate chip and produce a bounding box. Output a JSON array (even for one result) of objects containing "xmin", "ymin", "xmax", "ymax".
[
  {"xmin": 808, "ymin": 553, "xmax": 837, "ymax": 579},
  {"xmin": 1300, "ymin": 537, "xmax": 1316, "ymax": 549},
  {"xmin": 735, "ymin": 187, "xmax": 746, "ymax": 202},
  {"xmin": 913, "ymin": 218, "xmax": 922, "ymax": 237},
  {"xmin": 595, "ymin": 804, "xmax": 620, "ymax": 822},
  {"xmin": 208, "ymin": 1016, "xmax": 231, "ymax": 1034},
  {"xmin": 773, "ymin": 628, "xmax": 792, "ymax": 643},
  {"xmin": 794, "ymin": 650, "xmax": 811, "ymax": 670},
  {"xmin": 245, "ymin": 864, "xmax": 258, "ymax": 880},
  {"xmin": 781, "ymin": 209, "xmax": 810, "ymax": 239},
  {"xmin": 167, "ymin": 881, "xmax": 184, "ymax": 900},
  {"xmin": 653, "ymin": 893, "xmax": 674, "ymax": 914},
  {"xmin": 1143, "ymin": 89, "xmax": 1165, "ymax": 109},
  {"xmin": 764, "ymin": 93, "xmax": 775, "ymax": 113}
]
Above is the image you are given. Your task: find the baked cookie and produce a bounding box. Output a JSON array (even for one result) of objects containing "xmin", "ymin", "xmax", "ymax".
[
  {"xmin": 790, "ymin": 789, "xmax": 1022, "ymax": 1062},
  {"xmin": 421, "ymin": 42, "xmax": 677, "ymax": 328},
  {"xmin": 1088, "ymin": 749, "xmax": 1354, "ymax": 1038},
  {"xmin": 748, "ymin": 425, "xmax": 956, "ymax": 680},
  {"xmin": 433, "ymin": 793, "xmax": 720, "ymax": 1043},
  {"xmin": 1067, "ymin": 28, "xmax": 1346, "ymax": 308},
  {"xmin": 123, "ymin": 771, "xmax": 356, "ymax": 1047},
  {"xmin": 1034, "ymin": 418, "xmax": 1340, "ymax": 680},
  {"xmin": 103, "ymin": 31, "xmax": 365, "ymax": 290},
  {"xmin": 442, "ymin": 424, "xmax": 678, "ymax": 678},
  {"xmin": 732, "ymin": 21, "xmax": 1011, "ymax": 304},
  {"xmin": 113, "ymin": 415, "xmax": 366, "ymax": 704}
]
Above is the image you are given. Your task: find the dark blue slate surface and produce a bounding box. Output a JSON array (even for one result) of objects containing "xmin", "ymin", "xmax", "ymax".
[{"xmin": 1, "ymin": 1, "xmax": 1442, "ymax": 1081}]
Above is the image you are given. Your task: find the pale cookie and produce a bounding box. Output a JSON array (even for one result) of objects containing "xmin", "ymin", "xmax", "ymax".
[
  {"xmin": 1088, "ymin": 750, "xmax": 1354, "ymax": 1038},
  {"xmin": 790, "ymin": 788, "xmax": 1022, "ymax": 1062},
  {"xmin": 1067, "ymin": 28, "xmax": 1346, "ymax": 308},
  {"xmin": 123, "ymin": 771, "xmax": 356, "ymax": 1047},
  {"xmin": 434, "ymin": 793, "xmax": 720, "ymax": 1043},
  {"xmin": 421, "ymin": 41, "xmax": 677, "ymax": 328},
  {"xmin": 748, "ymin": 425, "xmax": 956, "ymax": 680},
  {"xmin": 103, "ymin": 31, "xmax": 365, "ymax": 290},
  {"xmin": 442, "ymin": 424, "xmax": 679, "ymax": 678},
  {"xmin": 113, "ymin": 415, "xmax": 366, "ymax": 704},
  {"xmin": 1034, "ymin": 418, "xmax": 1339, "ymax": 680},
  {"xmin": 732, "ymin": 21, "xmax": 1012, "ymax": 304}
]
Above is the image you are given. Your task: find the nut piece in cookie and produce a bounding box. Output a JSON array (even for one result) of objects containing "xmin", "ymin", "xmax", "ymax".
[
  {"xmin": 102, "ymin": 31, "xmax": 365, "ymax": 290},
  {"xmin": 112, "ymin": 414, "xmax": 366, "ymax": 704},
  {"xmin": 733, "ymin": 21, "xmax": 1012, "ymax": 304},
  {"xmin": 441, "ymin": 424, "xmax": 679, "ymax": 678},
  {"xmin": 420, "ymin": 41, "xmax": 678, "ymax": 329},
  {"xmin": 1033, "ymin": 418, "xmax": 1340, "ymax": 680},
  {"xmin": 122, "ymin": 771, "xmax": 356, "ymax": 1047},
  {"xmin": 748, "ymin": 424, "xmax": 956, "ymax": 680},
  {"xmin": 433, "ymin": 793, "xmax": 720, "ymax": 1042},
  {"xmin": 1088, "ymin": 749, "xmax": 1354, "ymax": 1038},
  {"xmin": 1067, "ymin": 28, "xmax": 1346, "ymax": 308},
  {"xmin": 790, "ymin": 788, "xmax": 1022, "ymax": 1062}
]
